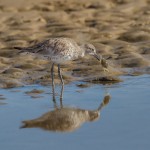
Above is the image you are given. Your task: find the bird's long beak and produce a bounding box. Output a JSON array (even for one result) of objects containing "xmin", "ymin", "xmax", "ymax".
[
  {"xmin": 93, "ymin": 53, "xmax": 100, "ymax": 61},
  {"xmin": 97, "ymin": 94, "xmax": 111, "ymax": 111}
]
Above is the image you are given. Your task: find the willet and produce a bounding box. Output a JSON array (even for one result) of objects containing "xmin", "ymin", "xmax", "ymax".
[{"xmin": 14, "ymin": 38, "xmax": 108, "ymax": 91}]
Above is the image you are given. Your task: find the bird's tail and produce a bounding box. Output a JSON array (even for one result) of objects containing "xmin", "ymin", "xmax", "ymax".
[
  {"xmin": 14, "ymin": 46, "xmax": 23, "ymax": 50},
  {"xmin": 20, "ymin": 121, "xmax": 32, "ymax": 128},
  {"xmin": 14, "ymin": 47, "xmax": 25, "ymax": 54},
  {"xmin": 14, "ymin": 46, "xmax": 33, "ymax": 54}
]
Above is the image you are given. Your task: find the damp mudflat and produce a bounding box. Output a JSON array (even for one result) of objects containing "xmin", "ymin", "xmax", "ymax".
[{"xmin": 0, "ymin": 74, "xmax": 150, "ymax": 150}]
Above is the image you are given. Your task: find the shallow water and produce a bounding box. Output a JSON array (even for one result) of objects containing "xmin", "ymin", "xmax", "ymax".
[{"xmin": 0, "ymin": 75, "xmax": 150, "ymax": 150}]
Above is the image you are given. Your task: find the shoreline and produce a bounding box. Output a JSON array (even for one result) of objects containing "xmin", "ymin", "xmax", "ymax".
[{"xmin": 0, "ymin": 0, "xmax": 150, "ymax": 88}]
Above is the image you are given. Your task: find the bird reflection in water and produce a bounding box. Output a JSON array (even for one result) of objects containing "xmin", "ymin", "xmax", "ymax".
[{"xmin": 21, "ymin": 87, "xmax": 111, "ymax": 132}]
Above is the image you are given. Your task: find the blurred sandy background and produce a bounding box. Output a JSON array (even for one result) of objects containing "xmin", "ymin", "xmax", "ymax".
[{"xmin": 0, "ymin": 0, "xmax": 150, "ymax": 88}]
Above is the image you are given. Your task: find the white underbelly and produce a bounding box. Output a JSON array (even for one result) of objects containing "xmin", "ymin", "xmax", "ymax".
[{"xmin": 50, "ymin": 55, "xmax": 72, "ymax": 64}]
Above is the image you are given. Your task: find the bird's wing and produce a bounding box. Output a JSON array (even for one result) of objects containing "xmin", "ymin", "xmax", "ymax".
[
  {"xmin": 14, "ymin": 38, "xmax": 77, "ymax": 56},
  {"xmin": 14, "ymin": 39, "xmax": 50, "ymax": 53}
]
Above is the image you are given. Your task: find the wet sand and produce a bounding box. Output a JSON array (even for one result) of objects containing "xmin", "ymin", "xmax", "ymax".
[{"xmin": 0, "ymin": 0, "xmax": 150, "ymax": 88}]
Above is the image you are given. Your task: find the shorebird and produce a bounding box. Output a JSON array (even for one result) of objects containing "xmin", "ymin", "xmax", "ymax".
[{"xmin": 14, "ymin": 38, "xmax": 108, "ymax": 89}]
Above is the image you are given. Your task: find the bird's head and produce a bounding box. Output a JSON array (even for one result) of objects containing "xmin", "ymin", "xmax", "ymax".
[
  {"xmin": 83, "ymin": 43, "xmax": 97, "ymax": 56},
  {"xmin": 82, "ymin": 43, "xmax": 109, "ymax": 71}
]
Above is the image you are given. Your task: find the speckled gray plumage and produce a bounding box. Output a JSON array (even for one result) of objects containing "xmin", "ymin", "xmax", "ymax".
[{"xmin": 15, "ymin": 38, "xmax": 84, "ymax": 63}]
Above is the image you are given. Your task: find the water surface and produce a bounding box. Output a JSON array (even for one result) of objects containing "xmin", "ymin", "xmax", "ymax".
[{"xmin": 0, "ymin": 75, "xmax": 150, "ymax": 150}]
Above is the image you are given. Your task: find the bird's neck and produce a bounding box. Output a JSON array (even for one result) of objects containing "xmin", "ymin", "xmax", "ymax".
[{"xmin": 79, "ymin": 45, "xmax": 86, "ymax": 57}]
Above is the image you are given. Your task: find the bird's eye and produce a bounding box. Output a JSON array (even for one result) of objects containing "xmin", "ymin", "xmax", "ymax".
[{"xmin": 91, "ymin": 48, "xmax": 95, "ymax": 52}]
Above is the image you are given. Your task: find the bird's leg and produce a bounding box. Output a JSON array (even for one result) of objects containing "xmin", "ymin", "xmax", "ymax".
[
  {"xmin": 58, "ymin": 64, "xmax": 64, "ymax": 106},
  {"xmin": 58, "ymin": 64, "xmax": 64, "ymax": 86},
  {"xmin": 60, "ymin": 85, "xmax": 64, "ymax": 108},
  {"xmin": 52, "ymin": 91, "xmax": 58, "ymax": 109},
  {"xmin": 51, "ymin": 63, "xmax": 55, "ymax": 95}
]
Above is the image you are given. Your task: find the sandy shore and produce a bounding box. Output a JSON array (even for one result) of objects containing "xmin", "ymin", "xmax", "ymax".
[{"xmin": 0, "ymin": 0, "xmax": 150, "ymax": 88}]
